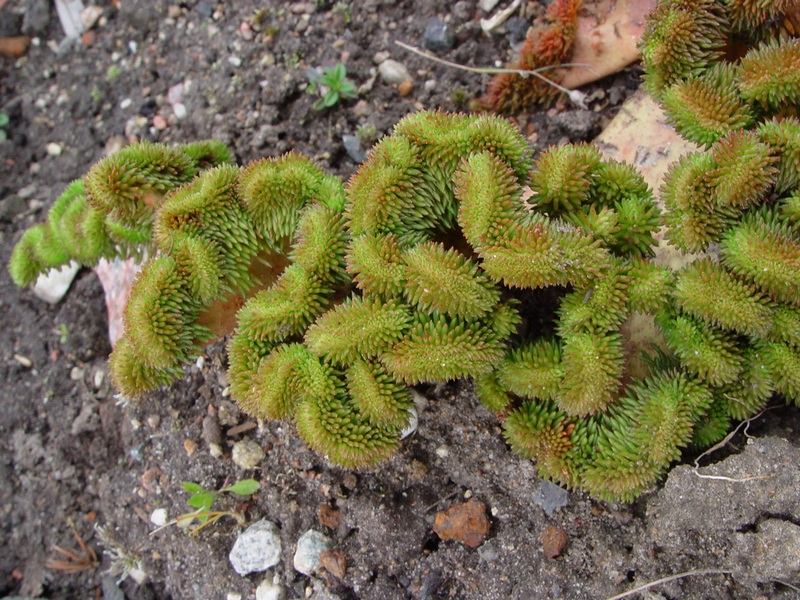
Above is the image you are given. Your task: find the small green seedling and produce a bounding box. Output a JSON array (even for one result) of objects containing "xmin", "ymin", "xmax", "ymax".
[
  {"xmin": 0, "ymin": 113, "xmax": 9, "ymax": 143},
  {"xmin": 307, "ymin": 63, "xmax": 357, "ymax": 110},
  {"xmin": 178, "ymin": 478, "xmax": 261, "ymax": 534}
]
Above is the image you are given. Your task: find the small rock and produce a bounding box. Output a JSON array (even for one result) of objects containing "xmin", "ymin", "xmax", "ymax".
[
  {"xmin": 229, "ymin": 519, "xmax": 282, "ymax": 576},
  {"xmin": 183, "ymin": 438, "xmax": 198, "ymax": 456},
  {"xmin": 378, "ymin": 59, "xmax": 411, "ymax": 85},
  {"xmin": 397, "ymin": 80, "xmax": 414, "ymax": 97},
  {"xmin": 217, "ymin": 401, "xmax": 241, "ymax": 426},
  {"xmin": 293, "ymin": 529, "xmax": 333, "ymax": 576},
  {"xmin": 232, "ymin": 438, "xmax": 265, "ymax": 469},
  {"xmin": 13, "ymin": 354, "xmax": 32, "ymax": 368},
  {"xmin": 552, "ymin": 110, "xmax": 599, "ymax": 139},
  {"xmin": 150, "ymin": 508, "xmax": 168, "ymax": 527},
  {"xmin": 202, "ymin": 415, "xmax": 223, "ymax": 446},
  {"xmin": 424, "ymin": 17, "xmax": 455, "ymax": 53},
  {"xmin": 240, "ymin": 21, "xmax": 255, "ymax": 41},
  {"xmin": 372, "ymin": 51, "xmax": 391, "ymax": 64},
  {"xmin": 167, "ymin": 82, "xmax": 185, "ymax": 104},
  {"xmin": 195, "ymin": 1, "xmax": 213, "ymax": 19},
  {"xmin": 0, "ymin": 195, "xmax": 27, "ymax": 222},
  {"xmin": 539, "ymin": 525, "xmax": 568, "ymax": 559},
  {"xmin": 32, "ymin": 261, "xmax": 79, "ymax": 304},
  {"xmin": 342, "ymin": 473, "xmax": 358, "ymax": 490},
  {"xmin": 104, "ymin": 135, "xmax": 127, "ymax": 156},
  {"xmin": 505, "ymin": 16, "xmax": 530, "ymax": 44},
  {"xmin": 480, "ymin": 0, "xmax": 501, "ymax": 11},
  {"xmin": 45, "ymin": 143, "xmax": 62, "ymax": 156},
  {"xmin": 81, "ymin": 5, "xmax": 104, "ymax": 30},
  {"xmin": 173, "ymin": 103, "xmax": 188, "ymax": 120},
  {"xmin": 433, "ymin": 499, "xmax": 491, "ymax": 548},
  {"xmin": 453, "ymin": 1, "xmax": 474, "ymax": 22},
  {"xmin": 532, "ymin": 480, "xmax": 569, "ymax": 516},
  {"xmin": 209, "ymin": 442, "xmax": 224, "ymax": 459},
  {"xmin": 342, "ymin": 134, "xmax": 365, "ymax": 163},
  {"xmin": 152, "ymin": 115, "xmax": 168, "ymax": 130},
  {"xmin": 101, "ymin": 576, "xmax": 126, "ymax": 600},
  {"xmin": 140, "ymin": 467, "xmax": 165, "ymax": 494},
  {"xmin": 317, "ymin": 505, "xmax": 341, "ymax": 530},
  {"xmin": 352, "ymin": 100, "xmax": 371, "ymax": 119},
  {"xmin": 319, "ymin": 549, "xmax": 346, "ymax": 579},
  {"xmin": 256, "ymin": 576, "xmax": 285, "ymax": 600},
  {"xmin": 477, "ymin": 540, "xmax": 499, "ymax": 562}
]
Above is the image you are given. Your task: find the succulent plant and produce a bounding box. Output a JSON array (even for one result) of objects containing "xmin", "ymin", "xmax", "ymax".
[{"xmin": 8, "ymin": 0, "xmax": 800, "ymax": 502}]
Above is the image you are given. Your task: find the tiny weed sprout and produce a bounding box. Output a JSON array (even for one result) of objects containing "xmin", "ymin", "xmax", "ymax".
[
  {"xmin": 0, "ymin": 112, "xmax": 9, "ymax": 143},
  {"xmin": 307, "ymin": 63, "xmax": 357, "ymax": 110},
  {"xmin": 178, "ymin": 479, "xmax": 261, "ymax": 534}
]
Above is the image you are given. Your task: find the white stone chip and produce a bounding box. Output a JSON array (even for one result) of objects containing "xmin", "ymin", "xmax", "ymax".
[{"xmin": 229, "ymin": 519, "xmax": 282, "ymax": 576}]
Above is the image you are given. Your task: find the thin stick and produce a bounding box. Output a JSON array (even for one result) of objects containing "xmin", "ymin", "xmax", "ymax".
[
  {"xmin": 604, "ymin": 568, "xmax": 732, "ymax": 600},
  {"xmin": 394, "ymin": 40, "xmax": 590, "ymax": 108}
]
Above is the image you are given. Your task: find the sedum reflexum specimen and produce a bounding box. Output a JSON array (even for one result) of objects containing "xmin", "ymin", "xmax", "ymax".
[{"xmin": 8, "ymin": 0, "xmax": 800, "ymax": 501}]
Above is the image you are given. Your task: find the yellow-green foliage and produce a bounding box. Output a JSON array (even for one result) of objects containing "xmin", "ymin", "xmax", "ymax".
[{"xmin": 8, "ymin": 0, "xmax": 800, "ymax": 501}]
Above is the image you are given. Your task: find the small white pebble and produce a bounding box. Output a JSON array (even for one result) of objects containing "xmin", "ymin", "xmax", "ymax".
[
  {"xmin": 120, "ymin": 98, "xmax": 132, "ymax": 110},
  {"xmin": 228, "ymin": 56, "xmax": 242, "ymax": 67},
  {"xmin": 435, "ymin": 445, "xmax": 449, "ymax": 459},
  {"xmin": 173, "ymin": 102, "xmax": 188, "ymax": 120},
  {"xmin": 209, "ymin": 442, "xmax": 224, "ymax": 459},
  {"xmin": 13, "ymin": 354, "xmax": 32, "ymax": 368},
  {"xmin": 45, "ymin": 143, "xmax": 62, "ymax": 156},
  {"xmin": 150, "ymin": 508, "xmax": 168, "ymax": 527}
]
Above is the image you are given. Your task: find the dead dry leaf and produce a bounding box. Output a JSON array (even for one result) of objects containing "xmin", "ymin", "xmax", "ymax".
[{"xmin": 561, "ymin": 0, "xmax": 657, "ymax": 90}]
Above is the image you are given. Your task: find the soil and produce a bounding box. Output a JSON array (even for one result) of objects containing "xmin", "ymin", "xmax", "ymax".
[{"xmin": 1, "ymin": 1, "xmax": 798, "ymax": 599}]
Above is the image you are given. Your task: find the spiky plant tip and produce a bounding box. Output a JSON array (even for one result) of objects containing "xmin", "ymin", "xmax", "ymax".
[
  {"xmin": 304, "ymin": 296, "xmax": 412, "ymax": 366},
  {"xmin": 639, "ymin": 0, "xmax": 729, "ymax": 100},
  {"xmin": 294, "ymin": 389, "xmax": 401, "ymax": 468},
  {"xmin": 238, "ymin": 151, "xmax": 330, "ymax": 242},
  {"xmin": 403, "ymin": 241, "xmax": 501, "ymax": 320},
  {"xmin": 661, "ymin": 62, "xmax": 754, "ymax": 147}
]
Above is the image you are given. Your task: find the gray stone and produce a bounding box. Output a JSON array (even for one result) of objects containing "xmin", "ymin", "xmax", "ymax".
[
  {"xmin": 452, "ymin": 1, "xmax": 474, "ymax": 22},
  {"xmin": 229, "ymin": 519, "xmax": 282, "ymax": 576},
  {"xmin": 378, "ymin": 60, "xmax": 412, "ymax": 85},
  {"xmin": 232, "ymin": 438, "xmax": 266, "ymax": 470},
  {"xmin": 532, "ymin": 480, "xmax": 569, "ymax": 516},
  {"xmin": 100, "ymin": 576, "xmax": 125, "ymax": 600},
  {"xmin": 552, "ymin": 110, "xmax": 599, "ymax": 139},
  {"xmin": 424, "ymin": 17, "xmax": 455, "ymax": 53},
  {"xmin": 504, "ymin": 16, "xmax": 530, "ymax": 44},
  {"xmin": 0, "ymin": 195, "xmax": 28, "ymax": 222},
  {"xmin": 647, "ymin": 436, "xmax": 800, "ymax": 590},
  {"xmin": 202, "ymin": 414, "xmax": 222, "ymax": 446},
  {"xmin": 293, "ymin": 529, "xmax": 333, "ymax": 575},
  {"xmin": 342, "ymin": 135, "xmax": 365, "ymax": 164},
  {"xmin": 256, "ymin": 575, "xmax": 286, "ymax": 600}
]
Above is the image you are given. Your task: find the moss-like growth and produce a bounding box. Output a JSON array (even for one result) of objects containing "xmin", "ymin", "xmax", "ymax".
[{"xmin": 9, "ymin": 0, "xmax": 800, "ymax": 501}]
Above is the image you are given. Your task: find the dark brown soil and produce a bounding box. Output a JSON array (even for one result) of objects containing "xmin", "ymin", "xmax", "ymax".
[{"xmin": 1, "ymin": 1, "xmax": 798, "ymax": 599}]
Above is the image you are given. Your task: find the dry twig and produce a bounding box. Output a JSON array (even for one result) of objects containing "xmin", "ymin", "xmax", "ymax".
[{"xmin": 604, "ymin": 568, "xmax": 733, "ymax": 600}]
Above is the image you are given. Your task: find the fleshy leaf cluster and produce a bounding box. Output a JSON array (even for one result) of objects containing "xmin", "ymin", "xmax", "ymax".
[{"xmin": 8, "ymin": 0, "xmax": 800, "ymax": 502}]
